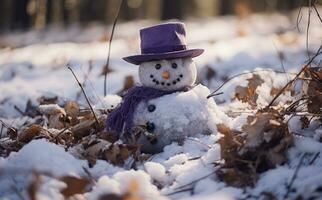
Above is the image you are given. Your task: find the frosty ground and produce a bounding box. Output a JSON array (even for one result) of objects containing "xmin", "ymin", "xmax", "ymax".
[{"xmin": 0, "ymin": 9, "xmax": 322, "ymax": 200}]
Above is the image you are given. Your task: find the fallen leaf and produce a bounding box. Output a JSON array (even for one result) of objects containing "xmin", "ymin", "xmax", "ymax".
[
  {"xmin": 18, "ymin": 124, "xmax": 42, "ymax": 143},
  {"xmin": 234, "ymin": 74, "xmax": 264, "ymax": 106},
  {"xmin": 59, "ymin": 176, "xmax": 91, "ymax": 198}
]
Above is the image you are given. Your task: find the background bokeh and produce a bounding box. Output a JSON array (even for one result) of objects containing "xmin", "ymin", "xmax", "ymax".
[{"xmin": 0, "ymin": 0, "xmax": 317, "ymax": 31}]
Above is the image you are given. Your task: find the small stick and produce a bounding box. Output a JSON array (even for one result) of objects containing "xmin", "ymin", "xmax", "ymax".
[
  {"xmin": 76, "ymin": 62, "xmax": 93, "ymax": 101},
  {"xmin": 0, "ymin": 124, "xmax": 3, "ymax": 138},
  {"xmin": 309, "ymin": 152, "xmax": 320, "ymax": 165},
  {"xmin": 173, "ymin": 171, "xmax": 216, "ymax": 190},
  {"xmin": 67, "ymin": 66, "xmax": 99, "ymax": 127},
  {"xmin": 54, "ymin": 127, "xmax": 69, "ymax": 139},
  {"xmin": 312, "ymin": 1, "xmax": 322, "ymax": 23},
  {"xmin": 103, "ymin": 0, "xmax": 124, "ymax": 96},
  {"xmin": 165, "ymin": 188, "xmax": 193, "ymax": 196},
  {"xmin": 284, "ymin": 153, "xmax": 307, "ymax": 199},
  {"xmin": 265, "ymin": 44, "xmax": 322, "ymax": 109},
  {"xmin": 13, "ymin": 105, "xmax": 25, "ymax": 116},
  {"xmin": 207, "ymin": 69, "xmax": 296, "ymax": 99}
]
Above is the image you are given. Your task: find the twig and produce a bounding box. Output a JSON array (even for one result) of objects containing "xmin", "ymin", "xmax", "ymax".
[
  {"xmin": 13, "ymin": 105, "xmax": 25, "ymax": 116},
  {"xmin": 296, "ymin": 1, "xmax": 304, "ymax": 32},
  {"xmin": 265, "ymin": 44, "xmax": 322, "ymax": 109},
  {"xmin": 173, "ymin": 171, "xmax": 216, "ymax": 190},
  {"xmin": 0, "ymin": 119, "xmax": 10, "ymax": 129},
  {"xmin": 309, "ymin": 152, "xmax": 320, "ymax": 165},
  {"xmin": 185, "ymin": 138, "xmax": 211, "ymax": 149},
  {"xmin": 207, "ymin": 69, "xmax": 297, "ymax": 99},
  {"xmin": 76, "ymin": 62, "xmax": 93, "ymax": 101},
  {"xmin": 103, "ymin": 0, "xmax": 124, "ymax": 96},
  {"xmin": 0, "ymin": 124, "xmax": 3, "ymax": 138},
  {"xmin": 82, "ymin": 167, "xmax": 96, "ymax": 185},
  {"xmin": 54, "ymin": 127, "xmax": 69, "ymax": 139},
  {"xmin": 284, "ymin": 153, "xmax": 307, "ymax": 199},
  {"xmin": 67, "ymin": 65, "xmax": 99, "ymax": 127},
  {"xmin": 165, "ymin": 188, "xmax": 193, "ymax": 196},
  {"xmin": 11, "ymin": 185, "xmax": 26, "ymax": 200},
  {"xmin": 306, "ymin": 0, "xmax": 312, "ymax": 59},
  {"xmin": 272, "ymin": 41, "xmax": 289, "ymax": 81},
  {"xmin": 312, "ymin": 1, "xmax": 322, "ymax": 23}
]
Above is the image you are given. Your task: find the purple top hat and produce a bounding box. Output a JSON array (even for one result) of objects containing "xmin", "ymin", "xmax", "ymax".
[{"xmin": 123, "ymin": 22, "xmax": 204, "ymax": 65}]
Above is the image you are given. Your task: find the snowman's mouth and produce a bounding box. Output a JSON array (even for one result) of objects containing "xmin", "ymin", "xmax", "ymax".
[{"xmin": 150, "ymin": 74, "xmax": 183, "ymax": 86}]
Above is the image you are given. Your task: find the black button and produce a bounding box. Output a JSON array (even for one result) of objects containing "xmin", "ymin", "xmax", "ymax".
[
  {"xmin": 155, "ymin": 64, "xmax": 161, "ymax": 70},
  {"xmin": 148, "ymin": 104, "xmax": 156, "ymax": 112},
  {"xmin": 146, "ymin": 122, "xmax": 155, "ymax": 133}
]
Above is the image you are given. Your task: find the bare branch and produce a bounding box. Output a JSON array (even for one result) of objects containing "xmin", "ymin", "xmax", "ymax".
[
  {"xmin": 103, "ymin": 0, "xmax": 124, "ymax": 96},
  {"xmin": 67, "ymin": 65, "xmax": 99, "ymax": 127}
]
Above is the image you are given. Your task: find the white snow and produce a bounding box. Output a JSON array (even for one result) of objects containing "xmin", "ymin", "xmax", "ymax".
[{"xmin": 1, "ymin": 8, "xmax": 322, "ymax": 200}]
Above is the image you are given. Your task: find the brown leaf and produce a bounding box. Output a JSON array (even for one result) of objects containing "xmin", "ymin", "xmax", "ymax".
[
  {"xmin": 83, "ymin": 139, "xmax": 111, "ymax": 167},
  {"xmin": 217, "ymin": 168, "xmax": 255, "ymax": 187},
  {"xmin": 303, "ymin": 67, "xmax": 322, "ymax": 114},
  {"xmin": 98, "ymin": 193, "xmax": 142, "ymax": 200},
  {"xmin": 234, "ymin": 74, "xmax": 264, "ymax": 106},
  {"xmin": 37, "ymin": 96, "xmax": 58, "ymax": 105},
  {"xmin": 64, "ymin": 101, "xmax": 80, "ymax": 119},
  {"xmin": 216, "ymin": 110, "xmax": 293, "ymax": 187},
  {"xmin": 216, "ymin": 123, "xmax": 243, "ymax": 167},
  {"xmin": 59, "ymin": 176, "xmax": 91, "ymax": 198},
  {"xmin": 27, "ymin": 172, "xmax": 41, "ymax": 200},
  {"xmin": 48, "ymin": 113, "xmax": 67, "ymax": 129},
  {"xmin": 71, "ymin": 119, "xmax": 96, "ymax": 140},
  {"xmin": 18, "ymin": 124, "xmax": 42, "ymax": 143},
  {"xmin": 300, "ymin": 116, "xmax": 310, "ymax": 129},
  {"xmin": 103, "ymin": 144, "xmax": 139, "ymax": 166},
  {"xmin": 7, "ymin": 127, "xmax": 18, "ymax": 140},
  {"xmin": 101, "ymin": 64, "xmax": 113, "ymax": 76}
]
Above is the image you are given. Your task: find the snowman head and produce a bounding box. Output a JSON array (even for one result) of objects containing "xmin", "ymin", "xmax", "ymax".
[{"xmin": 139, "ymin": 57, "xmax": 196, "ymax": 91}]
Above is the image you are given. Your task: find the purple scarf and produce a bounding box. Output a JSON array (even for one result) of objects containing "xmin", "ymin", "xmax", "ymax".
[{"xmin": 106, "ymin": 85, "xmax": 191, "ymax": 134}]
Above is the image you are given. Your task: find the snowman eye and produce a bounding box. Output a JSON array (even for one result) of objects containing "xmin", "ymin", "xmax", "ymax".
[
  {"xmin": 171, "ymin": 63, "xmax": 177, "ymax": 69},
  {"xmin": 155, "ymin": 64, "xmax": 161, "ymax": 70}
]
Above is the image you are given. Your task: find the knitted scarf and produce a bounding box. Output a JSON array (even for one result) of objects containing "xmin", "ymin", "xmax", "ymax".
[{"xmin": 105, "ymin": 85, "xmax": 191, "ymax": 134}]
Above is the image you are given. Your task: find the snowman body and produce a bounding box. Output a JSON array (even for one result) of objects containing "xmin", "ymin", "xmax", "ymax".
[
  {"xmin": 133, "ymin": 84, "xmax": 220, "ymax": 153},
  {"xmin": 130, "ymin": 58, "xmax": 220, "ymax": 153}
]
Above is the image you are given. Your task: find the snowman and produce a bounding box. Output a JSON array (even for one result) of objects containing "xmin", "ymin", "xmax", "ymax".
[{"xmin": 106, "ymin": 23, "xmax": 222, "ymax": 153}]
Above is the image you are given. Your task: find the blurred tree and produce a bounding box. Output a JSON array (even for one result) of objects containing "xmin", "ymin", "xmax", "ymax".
[
  {"xmin": 161, "ymin": 0, "xmax": 184, "ymax": 20},
  {"xmin": 0, "ymin": 0, "xmax": 319, "ymax": 31},
  {"xmin": 143, "ymin": 0, "xmax": 161, "ymax": 20},
  {"xmin": 11, "ymin": 0, "xmax": 30, "ymax": 30},
  {"xmin": 0, "ymin": 0, "xmax": 13, "ymax": 31}
]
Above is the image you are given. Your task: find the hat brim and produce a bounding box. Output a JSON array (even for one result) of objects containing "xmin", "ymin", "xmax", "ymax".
[{"xmin": 123, "ymin": 49, "xmax": 204, "ymax": 65}]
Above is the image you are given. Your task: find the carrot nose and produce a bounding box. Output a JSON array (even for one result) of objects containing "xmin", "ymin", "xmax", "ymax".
[{"xmin": 161, "ymin": 71, "xmax": 170, "ymax": 80}]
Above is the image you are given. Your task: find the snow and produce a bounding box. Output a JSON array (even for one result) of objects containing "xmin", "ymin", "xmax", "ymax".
[
  {"xmin": 144, "ymin": 162, "xmax": 167, "ymax": 183},
  {"xmin": 1, "ymin": 8, "xmax": 322, "ymax": 200}
]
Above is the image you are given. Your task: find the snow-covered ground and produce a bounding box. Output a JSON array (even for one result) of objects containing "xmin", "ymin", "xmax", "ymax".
[{"xmin": 0, "ymin": 9, "xmax": 322, "ymax": 200}]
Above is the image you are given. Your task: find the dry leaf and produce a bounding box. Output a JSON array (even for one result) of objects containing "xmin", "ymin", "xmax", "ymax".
[
  {"xmin": 103, "ymin": 144, "xmax": 139, "ymax": 165},
  {"xmin": 48, "ymin": 113, "xmax": 67, "ymax": 129},
  {"xmin": 59, "ymin": 176, "xmax": 91, "ymax": 198},
  {"xmin": 65, "ymin": 101, "xmax": 80, "ymax": 125},
  {"xmin": 18, "ymin": 124, "xmax": 42, "ymax": 143},
  {"xmin": 27, "ymin": 172, "xmax": 41, "ymax": 200},
  {"xmin": 64, "ymin": 101, "xmax": 79, "ymax": 119},
  {"xmin": 234, "ymin": 74, "xmax": 264, "ymax": 106},
  {"xmin": 37, "ymin": 96, "xmax": 58, "ymax": 105},
  {"xmin": 216, "ymin": 110, "xmax": 293, "ymax": 187}
]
